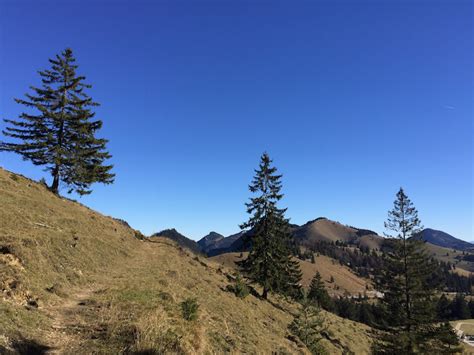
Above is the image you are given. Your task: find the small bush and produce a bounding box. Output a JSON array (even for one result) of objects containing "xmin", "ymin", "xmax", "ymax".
[
  {"xmin": 134, "ymin": 230, "xmax": 146, "ymax": 240},
  {"xmin": 9, "ymin": 174, "xmax": 19, "ymax": 182},
  {"xmin": 227, "ymin": 275, "xmax": 250, "ymax": 298},
  {"xmin": 181, "ymin": 298, "xmax": 199, "ymax": 321}
]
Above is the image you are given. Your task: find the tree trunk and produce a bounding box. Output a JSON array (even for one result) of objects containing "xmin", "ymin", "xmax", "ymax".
[
  {"xmin": 50, "ymin": 74, "xmax": 67, "ymax": 195},
  {"xmin": 51, "ymin": 166, "xmax": 60, "ymax": 194}
]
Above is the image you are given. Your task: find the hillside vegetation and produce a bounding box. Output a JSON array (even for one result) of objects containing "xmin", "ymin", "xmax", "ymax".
[
  {"xmin": 0, "ymin": 167, "xmax": 374, "ymax": 354},
  {"xmin": 210, "ymin": 252, "xmax": 371, "ymax": 297}
]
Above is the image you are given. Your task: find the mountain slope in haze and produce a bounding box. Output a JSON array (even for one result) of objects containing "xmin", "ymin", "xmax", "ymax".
[
  {"xmin": 0, "ymin": 167, "xmax": 374, "ymax": 354},
  {"xmin": 417, "ymin": 228, "xmax": 473, "ymax": 251},
  {"xmin": 151, "ymin": 228, "xmax": 203, "ymax": 255}
]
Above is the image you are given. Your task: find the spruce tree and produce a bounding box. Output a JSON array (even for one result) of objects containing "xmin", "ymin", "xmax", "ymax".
[
  {"xmin": 374, "ymin": 188, "xmax": 460, "ymax": 353},
  {"xmin": 436, "ymin": 294, "xmax": 452, "ymax": 320},
  {"xmin": 1, "ymin": 48, "xmax": 114, "ymax": 195},
  {"xmin": 468, "ymin": 300, "xmax": 474, "ymax": 318},
  {"xmin": 308, "ymin": 271, "xmax": 332, "ymax": 310},
  {"xmin": 430, "ymin": 322, "xmax": 463, "ymax": 354},
  {"xmin": 289, "ymin": 295, "xmax": 327, "ymax": 355},
  {"xmin": 450, "ymin": 294, "xmax": 471, "ymax": 319},
  {"xmin": 240, "ymin": 153, "xmax": 302, "ymax": 299}
]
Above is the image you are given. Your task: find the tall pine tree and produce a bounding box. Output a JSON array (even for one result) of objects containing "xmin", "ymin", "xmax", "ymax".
[
  {"xmin": 374, "ymin": 188, "xmax": 460, "ymax": 353},
  {"xmin": 0, "ymin": 48, "xmax": 114, "ymax": 195},
  {"xmin": 240, "ymin": 153, "xmax": 302, "ymax": 299}
]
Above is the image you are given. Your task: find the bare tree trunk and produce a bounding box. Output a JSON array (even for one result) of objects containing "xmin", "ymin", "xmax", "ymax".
[{"xmin": 51, "ymin": 165, "xmax": 60, "ymax": 194}]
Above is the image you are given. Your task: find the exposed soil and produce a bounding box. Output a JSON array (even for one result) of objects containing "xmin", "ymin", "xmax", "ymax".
[{"xmin": 44, "ymin": 287, "xmax": 99, "ymax": 354}]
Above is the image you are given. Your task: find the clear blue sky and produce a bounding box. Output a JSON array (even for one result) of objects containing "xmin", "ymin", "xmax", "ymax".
[{"xmin": 0, "ymin": 0, "xmax": 472, "ymax": 241}]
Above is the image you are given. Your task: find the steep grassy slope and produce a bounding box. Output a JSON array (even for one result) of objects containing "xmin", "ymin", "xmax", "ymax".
[
  {"xmin": 0, "ymin": 168, "xmax": 140, "ymax": 304},
  {"xmin": 0, "ymin": 167, "xmax": 374, "ymax": 354},
  {"xmin": 209, "ymin": 252, "xmax": 372, "ymax": 297},
  {"xmin": 0, "ymin": 167, "xmax": 142, "ymax": 348}
]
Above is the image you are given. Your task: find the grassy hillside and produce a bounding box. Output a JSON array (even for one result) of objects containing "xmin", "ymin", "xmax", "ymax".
[
  {"xmin": 356, "ymin": 234, "xmax": 384, "ymax": 250},
  {"xmin": 293, "ymin": 218, "xmax": 358, "ymax": 245},
  {"xmin": 424, "ymin": 242, "xmax": 474, "ymax": 273},
  {"xmin": 0, "ymin": 167, "xmax": 374, "ymax": 354},
  {"xmin": 0, "ymin": 167, "xmax": 142, "ymax": 350},
  {"xmin": 209, "ymin": 252, "xmax": 372, "ymax": 297}
]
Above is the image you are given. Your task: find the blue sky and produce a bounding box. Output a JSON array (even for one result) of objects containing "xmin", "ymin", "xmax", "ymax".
[{"xmin": 0, "ymin": 0, "xmax": 472, "ymax": 241}]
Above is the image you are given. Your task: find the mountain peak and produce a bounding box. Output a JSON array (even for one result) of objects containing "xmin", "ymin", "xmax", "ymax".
[
  {"xmin": 152, "ymin": 228, "xmax": 203, "ymax": 255},
  {"xmin": 417, "ymin": 228, "xmax": 473, "ymax": 251},
  {"xmin": 197, "ymin": 231, "xmax": 225, "ymax": 249}
]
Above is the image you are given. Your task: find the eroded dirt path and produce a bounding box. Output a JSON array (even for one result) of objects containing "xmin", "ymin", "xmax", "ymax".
[{"xmin": 44, "ymin": 287, "xmax": 102, "ymax": 354}]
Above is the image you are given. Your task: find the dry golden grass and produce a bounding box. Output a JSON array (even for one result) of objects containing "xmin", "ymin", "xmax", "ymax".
[
  {"xmin": 210, "ymin": 252, "xmax": 371, "ymax": 297},
  {"xmin": 357, "ymin": 234, "xmax": 384, "ymax": 250},
  {"xmin": 297, "ymin": 219, "xmax": 358, "ymax": 244},
  {"xmin": 424, "ymin": 243, "xmax": 474, "ymax": 273},
  {"xmin": 459, "ymin": 323, "xmax": 474, "ymax": 336},
  {"xmin": 0, "ymin": 167, "xmax": 374, "ymax": 354}
]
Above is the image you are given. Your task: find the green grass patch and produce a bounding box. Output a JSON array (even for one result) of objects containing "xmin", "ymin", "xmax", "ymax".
[{"xmin": 115, "ymin": 288, "xmax": 161, "ymax": 306}]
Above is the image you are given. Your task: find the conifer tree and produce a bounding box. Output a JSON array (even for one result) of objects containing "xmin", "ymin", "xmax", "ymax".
[
  {"xmin": 430, "ymin": 322, "xmax": 463, "ymax": 354},
  {"xmin": 450, "ymin": 294, "xmax": 471, "ymax": 319},
  {"xmin": 240, "ymin": 153, "xmax": 302, "ymax": 299},
  {"xmin": 374, "ymin": 188, "xmax": 460, "ymax": 353},
  {"xmin": 308, "ymin": 272, "xmax": 332, "ymax": 310},
  {"xmin": 468, "ymin": 300, "xmax": 474, "ymax": 318},
  {"xmin": 1, "ymin": 48, "xmax": 114, "ymax": 195},
  {"xmin": 436, "ymin": 294, "xmax": 452, "ymax": 320},
  {"xmin": 289, "ymin": 295, "xmax": 327, "ymax": 355}
]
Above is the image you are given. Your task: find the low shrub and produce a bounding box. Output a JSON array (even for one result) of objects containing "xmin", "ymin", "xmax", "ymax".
[
  {"xmin": 226, "ymin": 275, "xmax": 250, "ymax": 298},
  {"xmin": 181, "ymin": 298, "xmax": 199, "ymax": 321}
]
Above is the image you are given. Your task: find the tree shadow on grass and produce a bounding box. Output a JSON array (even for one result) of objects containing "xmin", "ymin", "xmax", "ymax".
[{"xmin": 1, "ymin": 338, "xmax": 52, "ymax": 355}]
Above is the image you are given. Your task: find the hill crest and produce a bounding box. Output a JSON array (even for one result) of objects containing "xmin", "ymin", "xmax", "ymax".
[{"xmin": 417, "ymin": 228, "xmax": 473, "ymax": 251}]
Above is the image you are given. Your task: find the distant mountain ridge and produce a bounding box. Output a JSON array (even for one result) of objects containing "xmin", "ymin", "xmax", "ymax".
[
  {"xmin": 202, "ymin": 231, "xmax": 246, "ymax": 256},
  {"xmin": 197, "ymin": 231, "xmax": 225, "ymax": 250},
  {"xmin": 151, "ymin": 228, "xmax": 203, "ymax": 255},
  {"xmin": 152, "ymin": 222, "xmax": 469, "ymax": 259},
  {"xmin": 416, "ymin": 228, "xmax": 473, "ymax": 251},
  {"xmin": 203, "ymin": 218, "xmax": 384, "ymax": 256}
]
